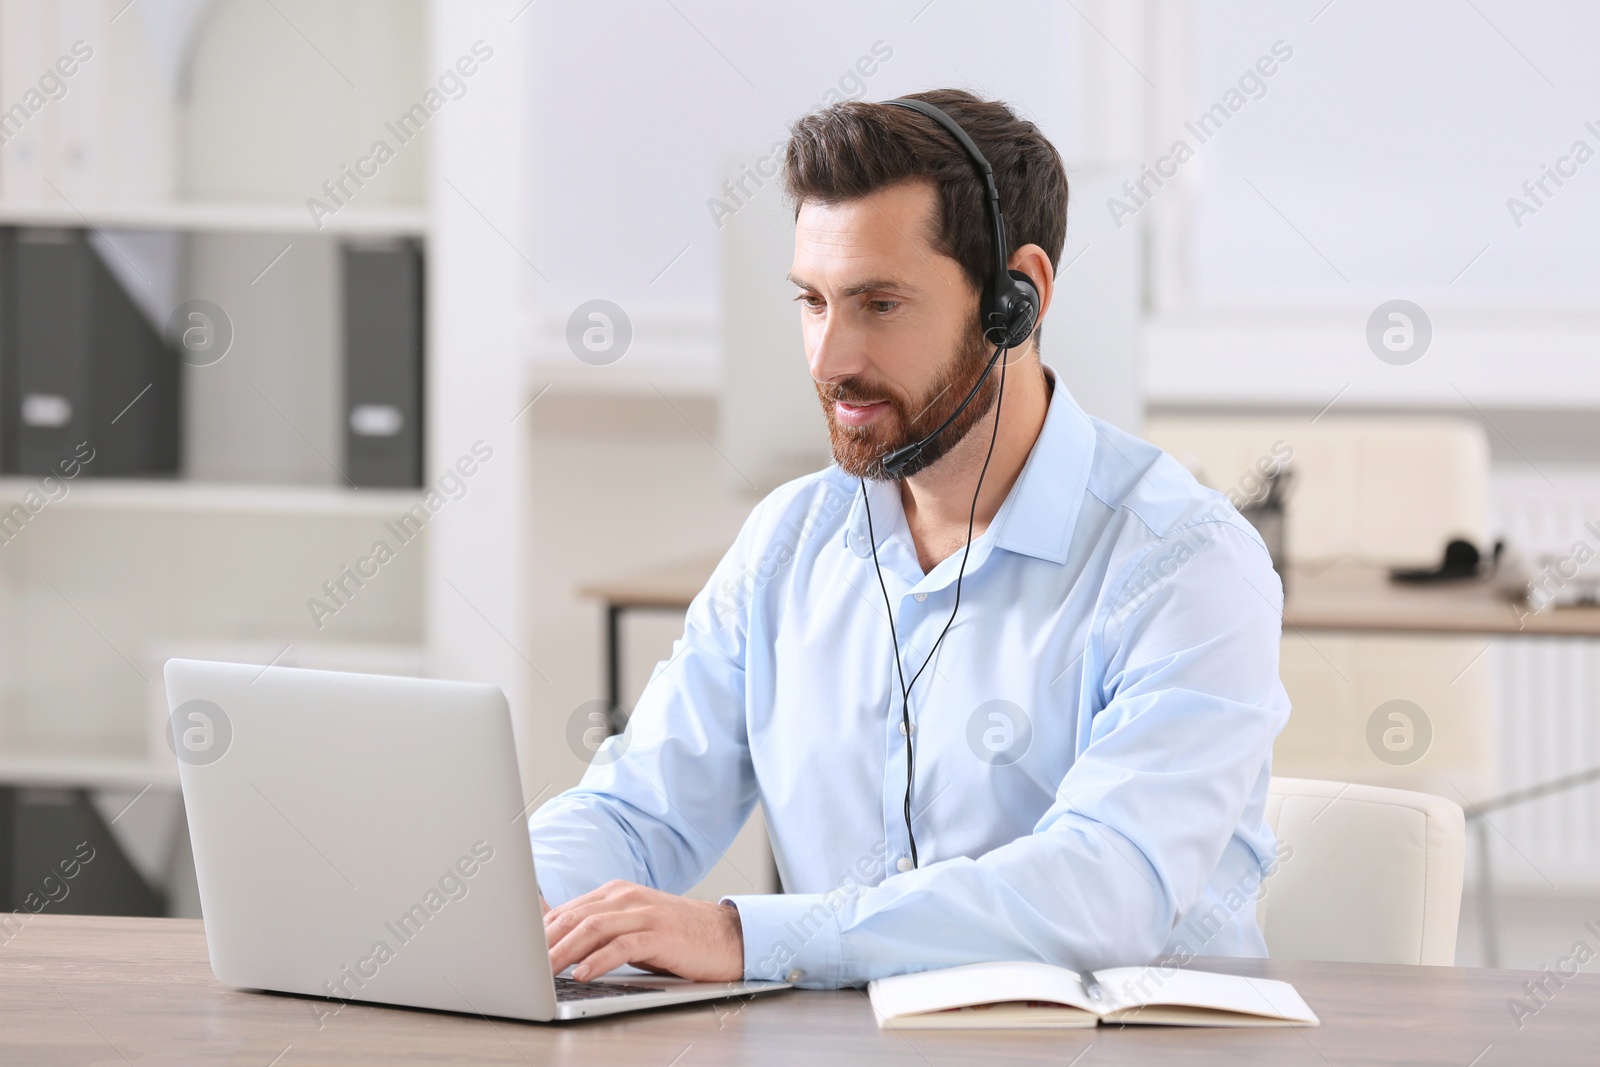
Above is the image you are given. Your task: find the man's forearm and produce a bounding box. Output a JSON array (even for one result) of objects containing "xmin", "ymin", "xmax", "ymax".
[{"xmin": 725, "ymin": 819, "xmax": 1179, "ymax": 989}]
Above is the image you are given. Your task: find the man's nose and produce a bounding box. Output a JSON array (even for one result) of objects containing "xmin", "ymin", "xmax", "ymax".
[{"xmin": 807, "ymin": 310, "xmax": 867, "ymax": 388}]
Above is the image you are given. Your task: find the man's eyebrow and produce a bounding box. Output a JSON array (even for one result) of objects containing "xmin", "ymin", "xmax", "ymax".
[{"xmin": 785, "ymin": 273, "xmax": 918, "ymax": 298}]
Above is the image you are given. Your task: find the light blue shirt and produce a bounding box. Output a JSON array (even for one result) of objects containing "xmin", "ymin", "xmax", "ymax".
[{"xmin": 528, "ymin": 369, "xmax": 1291, "ymax": 988}]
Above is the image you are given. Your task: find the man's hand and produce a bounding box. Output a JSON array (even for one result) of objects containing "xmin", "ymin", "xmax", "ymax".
[{"xmin": 543, "ymin": 880, "xmax": 744, "ymax": 982}]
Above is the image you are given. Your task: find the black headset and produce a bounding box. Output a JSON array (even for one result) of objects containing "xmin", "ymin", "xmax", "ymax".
[
  {"xmin": 862, "ymin": 97, "xmax": 1040, "ymax": 869},
  {"xmin": 878, "ymin": 97, "xmax": 1040, "ymax": 479}
]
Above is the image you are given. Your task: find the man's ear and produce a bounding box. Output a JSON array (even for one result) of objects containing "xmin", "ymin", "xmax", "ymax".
[
  {"xmin": 1008, "ymin": 243, "xmax": 1055, "ymax": 329},
  {"xmin": 1006, "ymin": 243, "xmax": 1054, "ymax": 357}
]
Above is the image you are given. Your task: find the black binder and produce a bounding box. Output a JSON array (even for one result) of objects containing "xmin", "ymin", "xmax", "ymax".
[
  {"xmin": 0, "ymin": 228, "xmax": 15, "ymax": 470},
  {"xmin": 0, "ymin": 226, "xmax": 179, "ymax": 477},
  {"xmin": 0, "ymin": 786, "xmax": 165, "ymax": 918},
  {"xmin": 342, "ymin": 238, "xmax": 424, "ymax": 488}
]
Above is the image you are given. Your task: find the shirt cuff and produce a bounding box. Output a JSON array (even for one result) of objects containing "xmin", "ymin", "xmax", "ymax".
[{"xmin": 722, "ymin": 893, "xmax": 842, "ymax": 988}]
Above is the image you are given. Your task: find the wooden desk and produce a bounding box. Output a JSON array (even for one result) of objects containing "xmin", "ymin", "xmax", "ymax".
[
  {"xmin": 5, "ymin": 915, "xmax": 1597, "ymax": 1065},
  {"xmin": 1282, "ymin": 562, "xmax": 1600, "ymax": 637},
  {"xmin": 580, "ymin": 555, "xmax": 724, "ymax": 613}
]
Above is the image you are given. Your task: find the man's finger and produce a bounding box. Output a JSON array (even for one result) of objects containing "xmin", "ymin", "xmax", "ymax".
[
  {"xmin": 545, "ymin": 880, "xmax": 639, "ymax": 928},
  {"xmin": 570, "ymin": 931, "xmax": 653, "ymax": 982},
  {"xmin": 549, "ymin": 912, "xmax": 647, "ymax": 976},
  {"xmin": 544, "ymin": 893, "xmax": 639, "ymax": 943},
  {"xmin": 547, "ymin": 879, "xmax": 636, "ymax": 918},
  {"xmin": 547, "ymin": 909, "xmax": 653, "ymax": 976}
]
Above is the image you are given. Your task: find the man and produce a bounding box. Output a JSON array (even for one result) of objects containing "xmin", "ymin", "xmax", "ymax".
[{"xmin": 531, "ymin": 89, "xmax": 1290, "ymax": 989}]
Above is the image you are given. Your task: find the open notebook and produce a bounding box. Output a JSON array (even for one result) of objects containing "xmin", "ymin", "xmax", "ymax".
[{"xmin": 868, "ymin": 960, "xmax": 1320, "ymax": 1030}]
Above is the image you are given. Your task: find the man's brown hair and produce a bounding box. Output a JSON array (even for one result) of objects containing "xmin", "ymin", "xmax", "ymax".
[{"xmin": 783, "ymin": 88, "xmax": 1069, "ymax": 337}]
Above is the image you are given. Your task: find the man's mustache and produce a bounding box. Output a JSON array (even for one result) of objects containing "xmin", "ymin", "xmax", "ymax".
[{"xmin": 824, "ymin": 381, "xmax": 896, "ymax": 406}]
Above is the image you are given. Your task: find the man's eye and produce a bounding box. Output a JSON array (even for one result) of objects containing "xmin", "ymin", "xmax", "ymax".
[
  {"xmin": 868, "ymin": 300, "xmax": 898, "ymax": 313},
  {"xmin": 794, "ymin": 294, "xmax": 824, "ymax": 310}
]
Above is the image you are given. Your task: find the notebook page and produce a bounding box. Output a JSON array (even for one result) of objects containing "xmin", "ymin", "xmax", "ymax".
[
  {"xmin": 868, "ymin": 961, "xmax": 1094, "ymax": 1021},
  {"xmin": 1092, "ymin": 967, "xmax": 1320, "ymax": 1025}
]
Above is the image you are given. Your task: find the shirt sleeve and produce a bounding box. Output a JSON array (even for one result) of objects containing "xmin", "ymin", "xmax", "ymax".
[
  {"xmin": 525, "ymin": 512, "xmax": 763, "ymax": 907},
  {"xmin": 725, "ymin": 519, "xmax": 1291, "ymax": 988}
]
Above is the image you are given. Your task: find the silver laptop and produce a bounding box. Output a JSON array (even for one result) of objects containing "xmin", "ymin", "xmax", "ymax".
[{"xmin": 164, "ymin": 658, "xmax": 789, "ymax": 1022}]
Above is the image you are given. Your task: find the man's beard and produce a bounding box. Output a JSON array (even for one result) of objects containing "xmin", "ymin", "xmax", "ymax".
[{"xmin": 816, "ymin": 330, "xmax": 998, "ymax": 481}]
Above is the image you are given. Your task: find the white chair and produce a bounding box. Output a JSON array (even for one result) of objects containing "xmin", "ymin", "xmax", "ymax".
[{"xmin": 1258, "ymin": 777, "xmax": 1465, "ymax": 966}]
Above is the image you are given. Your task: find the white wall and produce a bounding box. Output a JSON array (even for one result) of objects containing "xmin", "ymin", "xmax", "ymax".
[
  {"xmin": 1182, "ymin": 0, "xmax": 1600, "ymax": 305},
  {"xmin": 1138, "ymin": 0, "xmax": 1600, "ymax": 409},
  {"xmin": 518, "ymin": 0, "xmax": 1091, "ymax": 370}
]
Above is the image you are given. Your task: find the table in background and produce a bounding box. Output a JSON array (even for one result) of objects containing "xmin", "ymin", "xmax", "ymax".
[
  {"xmin": 1282, "ymin": 562, "xmax": 1600, "ymax": 636},
  {"xmin": 4, "ymin": 915, "xmax": 1597, "ymax": 1066},
  {"xmin": 582, "ymin": 556, "xmax": 1600, "ymax": 714},
  {"xmin": 580, "ymin": 556, "xmax": 727, "ymax": 733}
]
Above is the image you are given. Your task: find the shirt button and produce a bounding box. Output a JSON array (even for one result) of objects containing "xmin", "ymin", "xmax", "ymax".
[
  {"xmin": 899, "ymin": 721, "xmax": 914, "ymax": 736},
  {"xmin": 896, "ymin": 857, "xmax": 913, "ymax": 873},
  {"xmin": 786, "ymin": 969, "xmax": 805, "ymax": 983},
  {"xmin": 913, "ymin": 593, "xmax": 927, "ymax": 602}
]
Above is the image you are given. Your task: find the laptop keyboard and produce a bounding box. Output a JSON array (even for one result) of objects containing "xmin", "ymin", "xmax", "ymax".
[{"xmin": 554, "ymin": 975, "xmax": 666, "ymax": 1001}]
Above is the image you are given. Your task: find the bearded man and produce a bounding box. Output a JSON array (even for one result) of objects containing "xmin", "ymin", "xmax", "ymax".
[{"xmin": 528, "ymin": 89, "xmax": 1290, "ymax": 989}]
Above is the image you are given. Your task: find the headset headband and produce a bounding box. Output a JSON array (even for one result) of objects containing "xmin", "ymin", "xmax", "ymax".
[
  {"xmin": 880, "ymin": 97, "xmax": 1011, "ymax": 299},
  {"xmin": 879, "ymin": 97, "xmax": 1039, "ymax": 351}
]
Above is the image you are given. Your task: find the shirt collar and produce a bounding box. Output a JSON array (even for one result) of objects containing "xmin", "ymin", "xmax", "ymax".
[{"xmin": 840, "ymin": 364, "xmax": 1097, "ymax": 568}]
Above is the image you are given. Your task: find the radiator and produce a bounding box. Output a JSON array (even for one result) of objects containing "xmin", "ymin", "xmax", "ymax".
[{"xmin": 1488, "ymin": 467, "xmax": 1600, "ymax": 891}]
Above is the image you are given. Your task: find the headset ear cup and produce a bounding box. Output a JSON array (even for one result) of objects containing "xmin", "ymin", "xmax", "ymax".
[{"xmin": 1002, "ymin": 270, "xmax": 1040, "ymax": 349}]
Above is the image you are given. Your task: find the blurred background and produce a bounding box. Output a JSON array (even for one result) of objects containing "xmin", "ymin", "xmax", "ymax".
[{"xmin": 0, "ymin": 0, "xmax": 1596, "ymax": 973}]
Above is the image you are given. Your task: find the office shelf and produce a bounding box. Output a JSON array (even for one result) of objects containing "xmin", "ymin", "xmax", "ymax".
[
  {"xmin": 0, "ymin": 200, "xmax": 428, "ymax": 237},
  {"xmin": 0, "ymin": 478, "xmax": 421, "ymax": 517},
  {"xmin": 0, "ymin": 0, "xmax": 439, "ymax": 831},
  {"xmin": 0, "ymin": 752, "xmax": 179, "ymax": 790}
]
